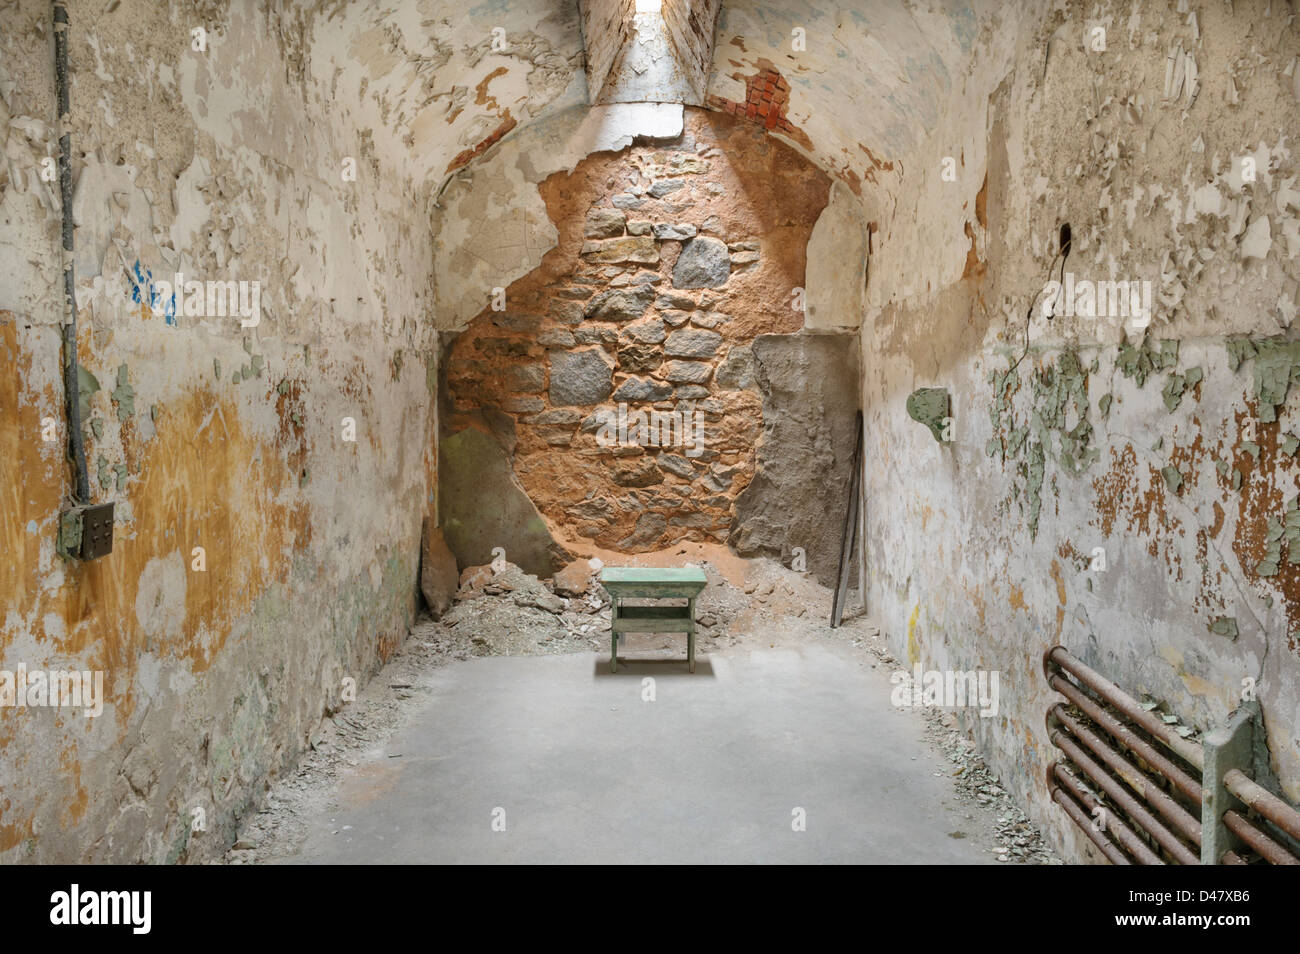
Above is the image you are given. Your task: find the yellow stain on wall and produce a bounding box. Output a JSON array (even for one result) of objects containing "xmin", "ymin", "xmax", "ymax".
[
  {"xmin": 1157, "ymin": 645, "xmax": 1221, "ymax": 701},
  {"xmin": 1050, "ymin": 559, "xmax": 1066, "ymax": 639},
  {"xmin": 907, "ymin": 601, "xmax": 921, "ymax": 665}
]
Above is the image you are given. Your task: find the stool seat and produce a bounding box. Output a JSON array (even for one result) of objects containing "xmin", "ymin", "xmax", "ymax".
[{"xmin": 599, "ymin": 566, "xmax": 706, "ymax": 672}]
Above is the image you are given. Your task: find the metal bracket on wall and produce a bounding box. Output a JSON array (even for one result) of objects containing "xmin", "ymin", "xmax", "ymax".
[{"xmin": 1201, "ymin": 702, "xmax": 1257, "ymax": 864}]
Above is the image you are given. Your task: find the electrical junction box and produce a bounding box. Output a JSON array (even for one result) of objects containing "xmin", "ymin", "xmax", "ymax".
[{"xmin": 57, "ymin": 502, "xmax": 115, "ymax": 561}]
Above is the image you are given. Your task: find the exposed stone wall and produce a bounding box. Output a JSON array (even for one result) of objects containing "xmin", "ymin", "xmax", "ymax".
[{"xmin": 445, "ymin": 108, "xmax": 830, "ymax": 557}]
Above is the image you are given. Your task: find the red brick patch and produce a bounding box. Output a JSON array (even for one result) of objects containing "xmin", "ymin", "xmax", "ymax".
[{"xmin": 706, "ymin": 62, "xmax": 803, "ymax": 143}]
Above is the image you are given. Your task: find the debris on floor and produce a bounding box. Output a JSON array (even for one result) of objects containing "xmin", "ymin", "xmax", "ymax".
[
  {"xmin": 224, "ymin": 555, "xmax": 1056, "ymax": 864},
  {"xmin": 858, "ymin": 635, "xmax": 1060, "ymax": 865}
]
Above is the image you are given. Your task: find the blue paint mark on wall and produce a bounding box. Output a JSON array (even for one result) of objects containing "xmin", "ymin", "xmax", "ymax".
[{"xmin": 127, "ymin": 259, "xmax": 176, "ymax": 325}]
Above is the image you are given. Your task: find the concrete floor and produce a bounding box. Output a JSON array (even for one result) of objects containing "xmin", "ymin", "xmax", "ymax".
[{"xmin": 271, "ymin": 640, "xmax": 997, "ymax": 864}]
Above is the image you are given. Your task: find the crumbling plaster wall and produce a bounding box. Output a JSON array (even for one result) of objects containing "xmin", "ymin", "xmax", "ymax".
[
  {"xmin": 579, "ymin": 0, "xmax": 638, "ymax": 102},
  {"xmin": 803, "ymin": 180, "xmax": 868, "ymax": 332},
  {"xmin": 306, "ymin": 0, "xmax": 586, "ymax": 181},
  {"xmin": 434, "ymin": 101, "xmax": 685, "ymax": 329},
  {"xmin": 730, "ymin": 332, "xmax": 859, "ymax": 584},
  {"xmin": 661, "ymin": 0, "xmax": 723, "ymax": 103},
  {"xmin": 856, "ymin": 0, "xmax": 1300, "ymax": 863},
  {"xmin": 0, "ymin": 0, "xmax": 441, "ymax": 862},
  {"xmin": 7, "ymin": 0, "xmax": 1293, "ymax": 867}
]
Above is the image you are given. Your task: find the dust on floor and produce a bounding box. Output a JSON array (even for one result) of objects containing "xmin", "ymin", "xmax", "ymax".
[{"xmin": 222, "ymin": 555, "xmax": 1058, "ymax": 864}]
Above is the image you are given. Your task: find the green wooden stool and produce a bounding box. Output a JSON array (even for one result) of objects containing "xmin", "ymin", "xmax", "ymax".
[{"xmin": 599, "ymin": 567, "xmax": 707, "ymax": 673}]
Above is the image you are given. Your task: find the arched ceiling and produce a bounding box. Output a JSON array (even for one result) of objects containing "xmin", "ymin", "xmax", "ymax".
[
  {"xmin": 291, "ymin": 1, "xmax": 1002, "ymax": 199},
  {"xmin": 302, "ymin": 1, "xmax": 588, "ymax": 186},
  {"xmin": 707, "ymin": 1, "xmax": 993, "ymax": 196}
]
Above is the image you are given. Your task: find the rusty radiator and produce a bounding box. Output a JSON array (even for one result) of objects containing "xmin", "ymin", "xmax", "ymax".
[{"xmin": 1043, "ymin": 645, "xmax": 1300, "ymax": 865}]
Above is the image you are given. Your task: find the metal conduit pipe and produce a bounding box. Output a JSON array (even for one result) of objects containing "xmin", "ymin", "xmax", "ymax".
[
  {"xmin": 1051, "ymin": 705, "xmax": 1201, "ymax": 847},
  {"xmin": 53, "ymin": 0, "xmax": 89, "ymax": 503},
  {"xmin": 1044, "ymin": 647, "xmax": 1204, "ymax": 770},
  {"xmin": 1049, "ymin": 673, "xmax": 1201, "ymax": 804},
  {"xmin": 1049, "ymin": 763, "xmax": 1163, "ymax": 865}
]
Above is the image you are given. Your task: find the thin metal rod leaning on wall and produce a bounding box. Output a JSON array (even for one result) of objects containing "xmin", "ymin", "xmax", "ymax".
[
  {"xmin": 829, "ymin": 410, "xmax": 862, "ymax": 627},
  {"xmin": 856, "ymin": 434, "xmax": 866, "ymax": 614}
]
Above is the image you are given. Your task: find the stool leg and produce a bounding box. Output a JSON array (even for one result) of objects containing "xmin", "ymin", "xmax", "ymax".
[
  {"xmin": 688, "ymin": 598, "xmax": 696, "ymax": 673},
  {"xmin": 610, "ymin": 600, "xmax": 618, "ymax": 673}
]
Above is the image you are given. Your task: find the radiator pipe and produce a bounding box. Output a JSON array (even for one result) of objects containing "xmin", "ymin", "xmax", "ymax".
[
  {"xmin": 1049, "ymin": 762, "xmax": 1163, "ymax": 864},
  {"xmin": 1222, "ymin": 810, "xmax": 1300, "ymax": 866},
  {"xmin": 1049, "ymin": 673, "xmax": 1201, "ymax": 804},
  {"xmin": 1224, "ymin": 768, "xmax": 1300, "ymax": 845},
  {"xmin": 1044, "ymin": 646, "xmax": 1204, "ymax": 770},
  {"xmin": 1050, "ymin": 727, "xmax": 1199, "ymax": 864},
  {"xmin": 1051, "ymin": 704, "xmax": 1202, "ymax": 847},
  {"xmin": 1049, "ymin": 782, "xmax": 1130, "ymax": 865}
]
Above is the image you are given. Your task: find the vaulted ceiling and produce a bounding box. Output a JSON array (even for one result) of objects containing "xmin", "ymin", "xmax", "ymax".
[{"xmin": 293, "ymin": 1, "xmax": 998, "ymax": 197}]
